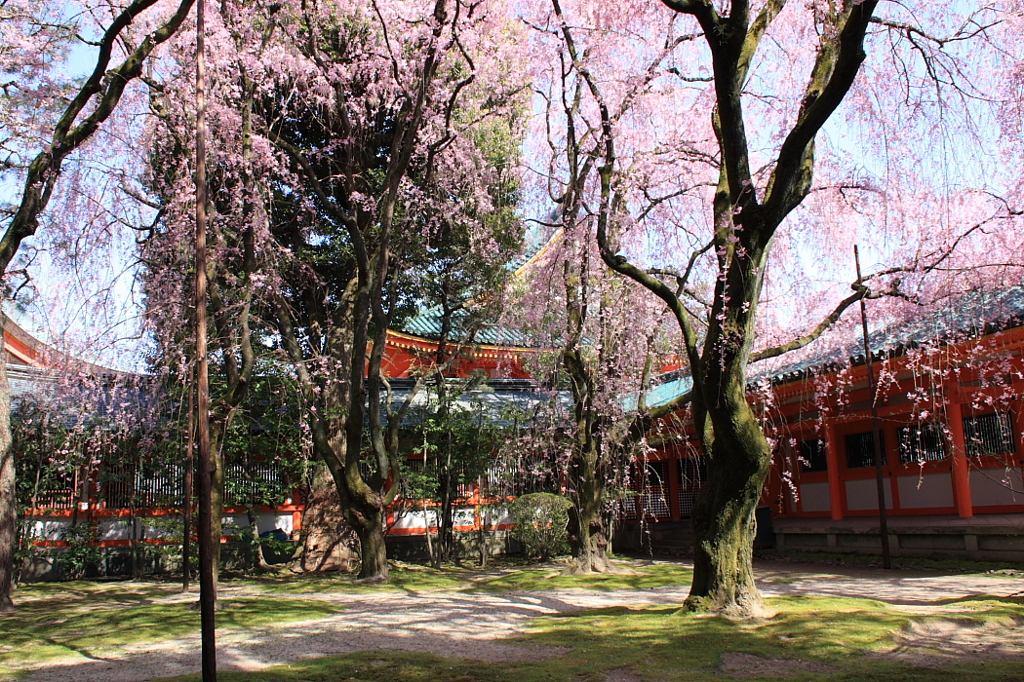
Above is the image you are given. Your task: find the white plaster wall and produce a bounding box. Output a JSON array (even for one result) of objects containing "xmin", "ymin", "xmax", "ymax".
[
  {"xmin": 970, "ymin": 466, "xmax": 1024, "ymax": 507},
  {"xmin": 222, "ymin": 512, "xmax": 294, "ymax": 535},
  {"xmin": 896, "ymin": 472, "xmax": 954, "ymax": 509},
  {"xmin": 97, "ymin": 517, "xmax": 176, "ymax": 541},
  {"xmin": 845, "ymin": 477, "xmax": 893, "ymax": 510},
  {"xmin": 392, "ymin": 509, "xmax": 439, "ymax": 531},
  {"xmin": 24, "ymin": 519, "xmax": 68, "ymax": 541},
  {"xmin": 798, "ymin": 481, "xmax": 831, "ymax": 512}
]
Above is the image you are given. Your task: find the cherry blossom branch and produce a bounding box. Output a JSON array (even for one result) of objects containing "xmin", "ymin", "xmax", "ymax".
[
  {"xmin": 263, "ymin": 130, "xmax": 368, "ymax": 264},
  {"xmin": 0, "ymin": 0, "xmax": 196, "ymax": 274},
  {"xmin": 545, "ymin": 0, "xmax": 706, "ymax": 374},
  {"xmin": 762, "ymin": 1, "xmax": 878, "ymax": 227},
  {"xmin": 636, "ymin": 182, "xmax": 716, "ymax": 223},
  {"xmin": 661, "ymin": 0, "xmax": 762, "ymax": 211},
  {"xmin": 871, "ymin": 13, "xmax": 1000, "ymax": 48},
  {"xmin": 862, "ymin": 206, "xmax": 1024, "ymax": 284},
  {"xmin": 748, "ymin": 285, "xmax": 873, "ymax": 364},
  {"xmin": 271, "ymin": 291, "xmax": 333, "ymax": 457},
  {"xmin": 646, "ymin": 238, "xmax": 715, "ymax": 297}
]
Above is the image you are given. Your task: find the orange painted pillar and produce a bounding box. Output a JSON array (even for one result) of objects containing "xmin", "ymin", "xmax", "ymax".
[
  {"xmin": 824, "ymin": 422, "xmax": 844, "ymax": 520},
  {"xmin": 945, "ymin": 401, "xmax": 974, "ymax": 518},
  {"xmin": 667, "ymin": 457, "xmax": 681, "ymax": 520}
]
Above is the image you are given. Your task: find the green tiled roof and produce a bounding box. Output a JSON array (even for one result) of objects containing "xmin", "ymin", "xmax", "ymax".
[{"xmin": 398, "ymin": 307, "xmax": 536, "ymax": 347}]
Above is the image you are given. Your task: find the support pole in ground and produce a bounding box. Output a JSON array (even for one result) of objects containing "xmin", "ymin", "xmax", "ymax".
[
  {"xmin": 182, "ymin": 381, "xmax": 194, "ymax": 593},
  {"xmin": 195, "ymin": 0, "xmax": 217, "ymax": 677},
  {"xmin": 855, "ymin": 246, "xmax": 891, "ymax": 570}
]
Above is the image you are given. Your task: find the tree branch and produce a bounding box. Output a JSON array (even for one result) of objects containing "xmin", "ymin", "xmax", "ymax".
[
  {"xmin": 0, "ymin": 0, "xmax": 197, "ymax": 274},
  {"xmin": 763, "ymin": 0, "xmax": 878, "ymax": 225},
  {"xmin": 749, "ymin": 285, "xmax": 869, "ymax": 363}
]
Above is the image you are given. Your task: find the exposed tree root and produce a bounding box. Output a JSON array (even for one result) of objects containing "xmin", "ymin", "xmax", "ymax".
[
  {"xmin": 560, "ymin": 557, "xmax": 640, "ymax": 577},
  {"xmin": 354, "ymin": 573, "xmax": 388, "ymax": 585}
]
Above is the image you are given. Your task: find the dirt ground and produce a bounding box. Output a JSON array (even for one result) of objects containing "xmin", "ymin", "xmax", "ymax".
[{"xmin": 11, "ymin": 559, "xmax": 1024, "ymax": 682}]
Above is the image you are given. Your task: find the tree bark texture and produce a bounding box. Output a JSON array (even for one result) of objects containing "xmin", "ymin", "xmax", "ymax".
[
  {"xmin": 686, "ymin": 396, "xmax": 771, "ymax": 615},
  {"xmin": 564, "ymin": 443, "xmax": 611, "ymax": 575},
  {"xmin": 565, "ymin": 497, "xmax": 610, "ymax": 574},
  {"xmin": 0, "ymin": 349, "xmax": 15, "ymax": 612},
  {"xmin": 349, "ymin": 505, "xmax": 389, "ymax": 583},
  {"xmin": 299, "ymin": 466, "xmax": 356, "ymax": 573}
]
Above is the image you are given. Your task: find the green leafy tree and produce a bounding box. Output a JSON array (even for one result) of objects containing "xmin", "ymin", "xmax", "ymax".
[{"xmin": 405, "ymin": 387, "xmax": 502, "ymax": 566}]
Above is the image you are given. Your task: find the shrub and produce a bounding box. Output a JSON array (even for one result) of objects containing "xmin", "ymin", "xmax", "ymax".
[
  {"xmin": 58, "ymin": 524, "xmax": 103, "ymax": 580},
  {"xmin": 508, "ymin": 492, "xmax": 571, "ymax": 560}
]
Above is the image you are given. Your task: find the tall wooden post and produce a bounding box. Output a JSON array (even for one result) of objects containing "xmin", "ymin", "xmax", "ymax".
[
  {"xmin": 855, "ymin": 246, "xmax": 890, "ymax": 569},
  {"xmin": 182, "ymin": 381, "xmax": 194, "ymax": 592},
  {"xmin": 195, "ymin": 0, "xmax": 217, "ymax": 677}
]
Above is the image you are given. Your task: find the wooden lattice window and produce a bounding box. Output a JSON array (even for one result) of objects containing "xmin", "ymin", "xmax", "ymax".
[
  {"xmin": 898, "ymin": 422, "xmax": 947, "ymax": 464},
  {"xmin": 845, "ymin": 431, "xmax": 885, "ymax": 469},
  {"xmin": 799, "ymin": 439, "xmax": 828, "ymax": 473},
  {"xmin": 962, "ymin": 412, "xmax": 1016, "ymax": 458}
]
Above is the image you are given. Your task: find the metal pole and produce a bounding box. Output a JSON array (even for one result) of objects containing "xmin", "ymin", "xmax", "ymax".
[
  {"xmin": 195, "ymin": 0, "xmax": 217, "ymax": 677},
  {"xmin": 854, "ymin": 246, "xmax": 891, "ymax": 569}
]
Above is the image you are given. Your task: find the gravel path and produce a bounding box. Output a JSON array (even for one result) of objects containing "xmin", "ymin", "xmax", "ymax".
[{"xmin": 12, "ymin": 560, "xmax": 1024, "ymax": 682}]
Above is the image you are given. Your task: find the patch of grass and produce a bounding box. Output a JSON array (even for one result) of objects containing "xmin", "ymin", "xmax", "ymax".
[
  {"xmin": 10, "ymin": 579, "xmax": 173, "ymax": 605},
  {"xmin": 934, "ymin": 594, "xmax": 1024, "ymax": 610},
  {"xmin": 0, "ymin": 590, "xmax": 337, "ymax": 677},
  {"xmin": 150, "ymin": 649, "xmax": 560, "ymax": 682},
  {"xmin": 520, "ymin": 596, "xmax": 912, "ymax": 679},
  {"xmin": 148, "ymin": 595, "xmax": 1024, "ymax": 682},
  {"xmin": 239, "ymin": 558, "xmax": 692, "ymax": 595},
  {"xmin": 767, "ymin": 550, "xmax": 1024, "ymax": 577},
  {"xmin": 470, "ymin": 561, "xmax": 693, "ymax": 592},
  {"xmin": 539, "ymin": 594, "xmax": 1024, "ymax": 680},
  {"xmin": 236, "ymin": 563, "xmax": 474, "ymax": 594}
]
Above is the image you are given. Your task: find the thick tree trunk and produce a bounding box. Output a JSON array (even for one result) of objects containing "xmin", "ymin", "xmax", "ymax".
[
  {"xmin": 564, "ymin": 508, "xmax": 610, "ymax": 575},
  {"xmin": 298, "ymin": 466, "xmax": 356, "ymax": 572},
  {"xmin": 685, "ymin": 390, "xmax": 772, "ymax": 617},
  {"xmin": 563, "ymin": 453, "xmax": 610, "ymax": 575},
  {"xmin": 352, "ymin": 507, "xmax": 388, "ymax": 582},
  {"xmin": 0, "ymin": 353, "xmax": 15, "ymax": 612}
]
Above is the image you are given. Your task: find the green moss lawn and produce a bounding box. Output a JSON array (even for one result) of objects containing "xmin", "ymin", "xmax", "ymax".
[
  {"xmin": 4, "ymin": 560, "xmax": 1023, "ymax": 682},
  {"xmin": 0, "ymin": 581, "xmax": 337, "ymax": 678}
]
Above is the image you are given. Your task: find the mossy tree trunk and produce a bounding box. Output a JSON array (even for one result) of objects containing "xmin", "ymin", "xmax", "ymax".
[
  {"xmin": 564, "ymin": 451, "xmax": 611, "ymax": 575},
  {"xmin": 560, "ymin": 274, "xmax": 613, "ymax": 576},
  {"xmin": 685, "ymin": 390, "xmax": 772, "ymax": 615},
  {"xmin": 348, "ymin": 505, "xmax": 389, "ymax": 582},
  {"xmin": 589, "ymin": 0, "xmax": 880, "ymax": 616}
]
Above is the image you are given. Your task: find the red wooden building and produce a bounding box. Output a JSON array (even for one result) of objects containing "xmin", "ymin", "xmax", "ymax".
[
  {"xmin": 622, "ymin": 286, "xmax": 1024, "ymax": 560},
  {"xmin": 14, "ymin": 282, "xmax": 1024, "ymax": 574}
]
